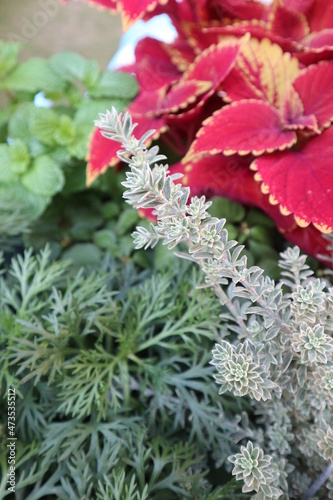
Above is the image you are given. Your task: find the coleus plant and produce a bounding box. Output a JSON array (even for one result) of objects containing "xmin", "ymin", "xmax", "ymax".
[{"xmin": 83, "ymin": 0, "xmax": 333, "ymax": 261}]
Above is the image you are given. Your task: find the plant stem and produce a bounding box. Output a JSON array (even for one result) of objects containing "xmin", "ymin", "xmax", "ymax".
[{"xmin": 301, "ymin": 462, "xmax": 333, "ymax": 500}]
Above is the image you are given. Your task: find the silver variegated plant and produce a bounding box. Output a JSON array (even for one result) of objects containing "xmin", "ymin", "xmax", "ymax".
[{"xmin": 96, "ymin": 108, "xmax": 333, "ymax": 500}]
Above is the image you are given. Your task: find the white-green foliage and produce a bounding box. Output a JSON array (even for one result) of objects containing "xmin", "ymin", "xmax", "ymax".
[{"xmin": 96, "ymin": 107, "xmax": 333, "ymax": 499}]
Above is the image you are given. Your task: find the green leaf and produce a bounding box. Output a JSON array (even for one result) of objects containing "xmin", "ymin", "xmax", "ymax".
[
  {"xmin": 54, "ymin": 115, "xmax": 76, "ymax": 146},
  {"xmin": 74, "ymin": 99, "xmax": 127, "ymax": 127},
  {"xmin": 50, "ymin": 51, "xmax": 99, "ymax": 88},
  {"xmin": 2, "ymin": 58, "xmax": 65, "ymax": 93},
  {"xmin": 30, "ymin": 108, "xmax": 59, "ymax": 146},
  {"xmin": 249, "ymin": 225, "xmax": 273, "ymax": 244},
  {"xmin": 0, "ymin": 40, "xmax": 22, "ymax": 77},
  {"xmin": 246, "ymin": 208, "xmax": 275, "ymax": 228},
  {"xmin": 93, "ymin": 229, "xmax": 117, "ymax": 249},
  {"xmin": 89, "ymin": 71, "xmax": 139, "ymax": 99},
  {"xmin": 8, "ymin": 103, "xmax": 35, "ymax": 142},
  {"xmin": 62, "ymin": 163, "xmax": 87, "ymax": 194},
  {"xmin": 101, "ymin": 201, "xmax": 120, "ymax": 219},
  {"xmin": 9, "ymin": 139, "xmax": 30, "ymax": 174},
  {"xmin": 62, "ymin": 243, "xmax": 102, "ymax": 266},
  {"xmin": 22, "ymin": 155, "xmax": 64, "ymax": 196},
  {"xmin": 209, "ymin": 197, "xmax": 246, "ymax": 223},
  {"xmin": 0, "ymin": 181, "xmax": 48, "ymax": 219},
  {"xmin": 0, "ymin": 145, "xmax": 18, "ymax": 183},
  {"xmin": 115, "ymin": 208, "xmax": 139, "ymax": 236}
]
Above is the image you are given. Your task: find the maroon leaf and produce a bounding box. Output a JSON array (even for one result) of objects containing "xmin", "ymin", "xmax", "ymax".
[
  {"xmin": 185, "ymin": 100, "xmax": 296, "ymax": 161},
  {"xmin": 294, "ymin": 61, "xmax": 333, "ymax": 129},
  {"xmin": 252, "ymin": 127, "xmax": 333, "ymax": 232}
]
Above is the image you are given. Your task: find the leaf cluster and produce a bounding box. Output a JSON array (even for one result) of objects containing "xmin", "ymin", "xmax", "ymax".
[{"xmin": 0, "ymin": 41, "xmax": 138, "ymax": 243}]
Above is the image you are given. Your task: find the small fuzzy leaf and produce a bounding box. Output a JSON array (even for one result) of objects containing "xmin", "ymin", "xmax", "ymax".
[
  {"xmin": 30, "ymin": 108, "xmax": 59, "ymax": 146},
  {"xmin": 0, "ymin": 40, "xmax": 22, "ymax": 77},
  {"xmin": 54, "ymin": 115, "xmax": 76, "ymax": 146},
  {"xmin": 2, "ymin": 58, "xmax": 65, "ymax": 93},
  {"xmin": 50, "ymin": 51, "xmax": 99, "ymax": 88},
  {"xmin": 62, "ymin": 243, "xmax": 102, "ymax": 267},
  {"xmin": 0, "ymin": 145, "xmax": 18, "ymax": 183},
  {"xmin": 8, "ymin": 103, "xmax": 35, "ymax": 142},
  {"xmin": 9, "ymin": 139, "xmax": 30, "ymax": 174},
  {"xmin": 0, "ymin": 181, "xmax": 48, "ymax": 219},
  {"xmin": 115, "ymin": 208, "xmax": 139, "ymax": 235},
  {"xmin": 209, "ymin": 197, "xmax": 246, "ymax": 223},
  {"xmin": 89, "ymin": 71, "xmax": 139, "ymax": 100},
  {"xmin": 22, "ymin": 155, "xmax": 64, "ymax": 196}
]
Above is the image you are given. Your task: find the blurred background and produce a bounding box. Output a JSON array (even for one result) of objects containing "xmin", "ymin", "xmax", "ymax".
[{"xmin": 0, "ymin": 0, "xmax": 123, "ymax": 67}]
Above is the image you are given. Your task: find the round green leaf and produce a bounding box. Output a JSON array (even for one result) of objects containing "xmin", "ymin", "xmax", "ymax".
[
  {"xmin": 9, "ymin": 139, "xmax": 30, "ymax": 174},
  {"xmin": 50, "ymin": 52, "xmax": 99, "ymax": 88},
  {"xmin": 0, "ymin": 41, "xmax": 22, "ymax": 78},
  {"xmin": 115, "ymin": 208, "xmax": 139, "ymax": 236},
  {"xmin": 62, "ymin": 243, "xmax": 102, "ymax": 267},
  {"xmin": 93, "ymin": 229, "xmax": 117, "ymax": 249},
  {"xmin": 22, "ymin": 155, "xmax": 64, "ymax": 196},
  {"xmin": 8, "ymin": 103, "xmax": 35, "ymax": 142},
  {"xmin": 0, "ymin": 145, "xmax": 18, "ymax": 183},
  {"xmin": 0, "ymin": 181, "xmax": 48, "ymax": 220},
  {"xmin": 2, "ymin": 58, "xmax": 65, "ymax": 93},
  {"xmin": 54, "ymin": 115, "xmax": 76, "ymax": 146},
  {"xmin": 89, "ymin": 70, "xmax": 139, "ymax": 100},
  {"xmin": 30, "ymin": 107, "xmax": 59, "ymax": 146},
  {"xmin": 209, "ymin": 197, "xmax": 246, "ymax": 223}
]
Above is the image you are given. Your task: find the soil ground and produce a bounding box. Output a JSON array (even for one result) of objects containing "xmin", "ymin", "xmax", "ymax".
[{"xmin": 0, "ymin": 0, "xmax": 123, "ymax": 68}]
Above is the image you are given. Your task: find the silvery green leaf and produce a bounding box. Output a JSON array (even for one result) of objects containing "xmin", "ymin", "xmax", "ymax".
[
  {"xmin": 139, "ymin": 129, "xmax": 156, "ymax": 145},
  {"xmin": 179, "ymin": 187, "xmax": 190, "ymax": 209},
  {"xmin": 163, "ymin": 177, "xmax": 171, "ymax": 200},
  {"xmin": 150, "ymin": 155, "xmax": 167, "ymax": 164}
]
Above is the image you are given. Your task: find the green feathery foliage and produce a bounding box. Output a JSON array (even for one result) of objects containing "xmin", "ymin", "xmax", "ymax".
[{"xmin": 0, "ymin": 245, "xmax": 252, "ymax": 498}]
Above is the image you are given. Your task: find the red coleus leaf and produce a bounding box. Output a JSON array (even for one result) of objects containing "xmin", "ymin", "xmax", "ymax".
[
  {"xmin": 251, "ymin": 126, "xmax": 333, "ymax": 232},
  {"xmin": 86, "ymin": 114, "xmax": 168, "ymax": 186},
  {"xmin": 294, "ymin": 61, "xmax": 333, "ymax": 129},
  {"xmin": 182, "ymin": 37, "xmax": 246, "ymax": 89},
  {"xmin": 185, "ymin": 100, "xmax": 296, "ymax": 161},
  {"xmin": 168, "ymin": 155, "xmax": 332, "ymax": 263},
  {"xmin": 279, "ymin": 0, "xmax": 315, "ymax": 14},
  {"xmin": 130, "ymin": 38, "xmax": 181, "ymax": 91},
  {"xmin": 118, "ymin": 0, "xmax": 172, "ymax": 30},
  {"xmin": 130, "ymin": 80, "xmax": 212, "ymax": 117},
  {"xmin": 270, "ymin": 5, "xmax": 309, "ymax": 42},
  {"xmin": 296, "ymin": 29, "xmax": 333, "ymax": 65},
  {"xmin": 163, "ymin": 39, "xmax": 196, "ymax": 72},
  {"xmin": 306, "ymin": 1, "xmax": 333, "ymax": 31},
  {"xmin": 203, "ymin": 22, "xmax": 298, "ymax": 54},
  {"xmin": 86, "ymin": 129, "xmax": 121, "ymax": 187},
  {"xmin": 301, "ymin": 28, "xmax": 333, "ymax": 50},
  {"xmin": 214, "ymin": 0, "xmax": 269, "ymax": 21},
  {"xmin": 280, "ymin": 83, "xmax": 318, "ymax": 132},
  {"xmin": 222, "ymin": 67, "xmax": 263, "ymax": 102},
  {"xmin": 222, "ymin": 38, "xmax": 300, "ymax": 108},
  {"xmin": 90, "ymin": 0, "xmax": 117, "ymax": 8},
  {"xmin": 169, "ymin": 154, "xmax": 263, "ymax": 206}
]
